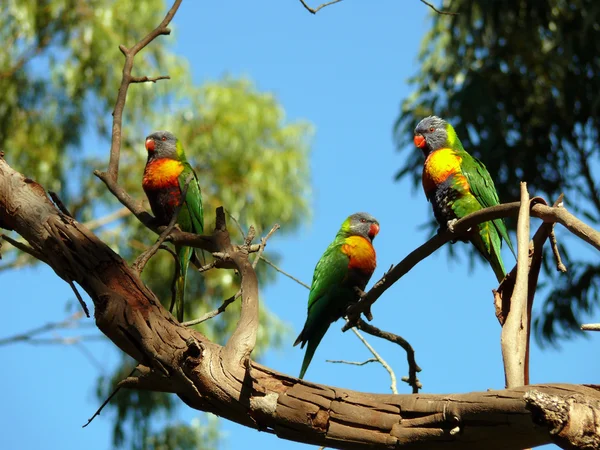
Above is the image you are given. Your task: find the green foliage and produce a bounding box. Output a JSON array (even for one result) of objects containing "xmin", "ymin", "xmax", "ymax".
[
  {"xmin": 1, "ymin": 1, "xmax": 312, "ymax": 449},
  {"xmin": 395, "ymin": 0, "xmax": 600, "ymax": 344}
]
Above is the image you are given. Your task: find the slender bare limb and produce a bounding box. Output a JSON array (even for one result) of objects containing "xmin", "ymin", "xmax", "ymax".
[
  {"xmin": 260, "ymin": 255, "xmax": 311, "ymax": 289},
  {"xmin": 48, "ymin": 191, "xmax": 73, "ymax": 217},
  {"xmin": 0, "ymin": 234, "xmax": 47, "ymax": 262},
  {"xmin": 253, "ymin": 224, "xmax": 280, "ymax": 269},
  {"xmin": 350, "ymin": 327, "xmax": 398, "ymax": 394},
  {"xmin": 67, "ymin": 279, "xmax": 90, "ymax": 318},
  {"xmin": 419, "ymin": 0, "xmax": 459, "ymax": 16},
  {"xmin": 299, "ymin": 0, "xmax": 344, "ymax": 14},
  {"xmin": 355, "ymin": 318, "xmax": 422, "ymax": 393},
  {"xmin": 83, "ymin": 207, "xmax": 130, "ymax": 231},
  {"xmin": 83, "ymin": 367, "xmax": 137, "ymax": 428},
  {"xmin": 183, "ymin": 290, "xmax": 242, "ymax": 327},
  {"xmin": 581, "ymin": 323, "xmax": 600, "ymax": 331},
  {"xmin": 501, "ymin": 183, "xmax": 530, "ymax": 388},
  {"xmin": 327, "ymin": 358, "xmax": 377, "ymax": 366},
  {"xmin": 549, "ymin": 225, "xmax": 567, "ymax": 273},
  {"xmin": 130, "ymin": 75, "xmax": 170, "ymax": 83},
  {"xmin": 224, "ymin": 208, "xmax": 246, "ymax": 237},
  {"xmin": 0, "ymin": 312, "xmax": 89, "ymax": 346}
]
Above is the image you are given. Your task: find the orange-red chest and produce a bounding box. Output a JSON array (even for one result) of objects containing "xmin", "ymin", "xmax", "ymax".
[
  {"xmin": 341, "ymin": 236, "xmax": 376, "ymax": 274},
  {"xmin": 142, "ymin": 158, "xmax": 184, "ymax": 190},
  {"xmin": 422, "ymin": 148, "xmax": 468, "ymax": 194}
]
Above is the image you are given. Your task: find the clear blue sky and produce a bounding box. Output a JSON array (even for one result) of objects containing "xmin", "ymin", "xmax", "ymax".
[{"xmin": 1, "ymin": 1, "xmax": 598, "ymax": 449}]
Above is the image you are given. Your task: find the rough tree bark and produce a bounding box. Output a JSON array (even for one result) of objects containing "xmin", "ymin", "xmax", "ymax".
[{"xmin": 1, "ymin": 157, "xmax": 599, "ymax": 450}]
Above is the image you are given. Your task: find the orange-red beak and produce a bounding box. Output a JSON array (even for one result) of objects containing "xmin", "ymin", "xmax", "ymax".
[
  {"xmin": 369, "ymin": 223, "xmax": 380, "ymax": 239},
  {"xmin": 414, "ymin": 134, "xmax": 426, "ymax": 149},
  {"xmin": 145, "ymin": 138, "xmax": 155, "ymax": 152}
]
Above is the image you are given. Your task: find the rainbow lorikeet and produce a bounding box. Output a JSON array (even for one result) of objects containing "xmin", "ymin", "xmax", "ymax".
[
  {"xmin": 142, "ymin": 131, "xmax": 204, "ymax": 322},
  {"xmin": 414, "ymin": 116, "xmax": 515, "ymax": 282},
  {"xmin": 294, "ymin": 212, "xmax": 379, "ymax": 379}
]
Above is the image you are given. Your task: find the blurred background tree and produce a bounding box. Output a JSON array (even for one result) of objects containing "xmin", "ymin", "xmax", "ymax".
[
  {"xmin": 395, "ymin": 0, "xmax": 600, "ymax": 345},
  {"xmin": 0, "ymin": 1, "xmax": 312, "ymax": 449}
]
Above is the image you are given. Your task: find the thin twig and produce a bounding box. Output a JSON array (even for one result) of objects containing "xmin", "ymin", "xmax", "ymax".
[
  {"xmin": 327, "ymin": 358, "xmax": 377, "ymax": 366},
  {"xmin": 419, "ymin": 0, "xmax": 458, "ymax": 15},
  {"xmin": 83, "ymin": 367, "xmax": 137, "ymax": 428},
  {"xmin": 48, "ymin": 191, "xmax": 73, "ymax": 217},
  {"xmin": 67, "ymin": 279, "xmax": 90, "ymax": 318},
  {"xmin": 0, "ymin": 312, "xmax": 88, "ymax": 346},
  {"xmin": 355, "ymin": 318, "xmax": 422, "ymax": 393},
  {"xmin": 549, "ymin": 225, "xmax": 567, "ymax": 273},
  {"xmin": 350, "ymin": 328, "xmax": 398, "ymax": 394},
  {"xmin": 299, "ymin": 0, "xmax": 343, "ymax": 14},
  {"xmin": 501, "ymin": 182, "xmax": 530, "ymax": 388},
  {"xmin": 182, "ymin": 290, "xmax": 242, "ymax": 327},
  {"xmin": 260, "ymin": 255, "xmax": 311, "ymax": 289},
  {"xmin": 83, "ymin": 207, "xmax": 130, "ymax": 231},
  {"xmin": 0, "ymin": 234, "xmax": 47, "ymax": 262},
  {"xmin": 581, "ymin": 323, "xmax": 600, "ymax": 332},
  {"xmin": 130, "ymin": 75, "xmax": 170, "ymax": 83},
  {"xmin": 252, "ymin": 224, "xmax": 280, "ymax": 269},
  {"xmin": 132, "ymin": 173, "xmax": 194, "ymax": 274},
  {"xmin": 224, "ymin": 208, "xmax": 245, "ymax": 237}
]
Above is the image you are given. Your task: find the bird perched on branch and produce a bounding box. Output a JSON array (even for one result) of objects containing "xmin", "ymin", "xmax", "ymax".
[
  {"xmin": 294, "ymin": 212, "xmax": 379, "ymax": 379},
  {"xmin": 414, "ymin": 116, "xmax": 515, "ymax": 282},
  {"xmin": 142, "ymin": 131, "xmax": 204, "ymax": 322}
]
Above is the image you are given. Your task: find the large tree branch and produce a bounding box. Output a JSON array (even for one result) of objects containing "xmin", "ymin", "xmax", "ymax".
[{"xmin": 3, "ymin": 149, "xmax": 600, "ymax": 450}]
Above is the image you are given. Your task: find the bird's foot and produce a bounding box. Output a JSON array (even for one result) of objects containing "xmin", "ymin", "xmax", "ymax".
[
  {"xmin": 354, "ymin": 286, "xmax": 367, "ymax": 298},
  {"xmin": 446, "ymin": 218, "xmax": 458, "ymax": 233},
  {"xmin": 353, "ymin": 287, "xmax": 373, "ymax": 321}
]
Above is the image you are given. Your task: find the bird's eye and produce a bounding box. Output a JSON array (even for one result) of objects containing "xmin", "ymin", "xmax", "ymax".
[
  {"xmin": 360, "ymin": 218, "xmax": 366, "ymax": 223},
  {"xmin": 161, "ymin": 136, "xmax": 167, "ymax": 141},
  {"xmin": 429, "ymin": 127, "xmax": 435, "ymax": 132}
]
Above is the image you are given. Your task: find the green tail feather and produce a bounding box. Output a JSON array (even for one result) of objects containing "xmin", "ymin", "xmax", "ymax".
[
  {"xmin": 174, "ymin": 245, "xmax": 193, "ymax": 322},
  {"xmin": 471, "ymin": 222, "xmax": 507, "ymax": 283},
  {"xmin": 296, "ymin": 322, "xmax": 330, "ymax": 380}
]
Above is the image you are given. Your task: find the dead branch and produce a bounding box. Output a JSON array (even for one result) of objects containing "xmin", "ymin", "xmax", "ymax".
[
  {"xmin": 355, "ymin": 318, "xmax": 422, "ymax": 394},
  {"xmin": 299, "ymin": 0, "xmax": 344, "ymax": 14},
  {"xmin": 83, "ymin": 206, "xmax": 130, "ymax": 231},
  {"xmin": 501, "ymin": 183, "xmax": 530, "ymax": 388},
  {"xmin": 0, "ymin": 312, "xmax": 89, "ymax": 346},
  {"xmin": 350, "ymin": 327, "xmax": 398, "ymax": 394},
  {"xmin": 327, "ymin": 358, "xmax": 377, "ymax": 366},
  {"xmin": 253, "ymin": 224, "xmax": 280, "ymax": 269},
  {"xmin": 419, "ymin": 0, "xmax": 458, "ymax": 16},
  {"xmin": 183, "ymin": 290, "xmax": 241, "ymax": 327},
  {"xmin": 550, "ymin": 225, "xmax": 568, "ymax": 273},
  {"xmin": 298, "ymin": 0, "xmax": 458, "ymax": 16},
  {"xmin": 260, "ymin": 255, "xmax": 311, "ymax": 289},
  {"xmin": 581, "ymin": 323, "xmax": 600, "ymax": 332}
]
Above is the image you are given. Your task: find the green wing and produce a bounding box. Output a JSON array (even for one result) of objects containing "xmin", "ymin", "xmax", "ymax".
[
  {"xmin": 307, "ymin": 241, "xmax": 350, "ymax": 312},
  {"xmin": 178, "ymin": 163, "xmax": 204, "ymax": 234},
  {"xmin": 460, "ymin": 153, "xmax": 516, "ymax": 257}
]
